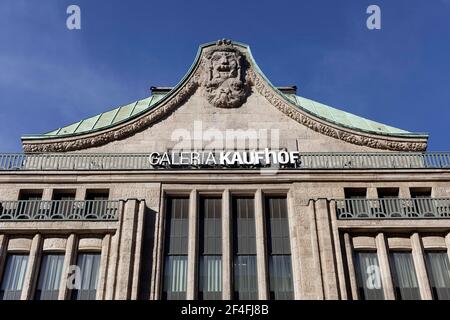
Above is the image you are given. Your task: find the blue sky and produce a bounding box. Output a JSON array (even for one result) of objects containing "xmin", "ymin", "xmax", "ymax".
[{"xmin": 0, "ymin": 0, "xmax": 449, "ymax": 151}]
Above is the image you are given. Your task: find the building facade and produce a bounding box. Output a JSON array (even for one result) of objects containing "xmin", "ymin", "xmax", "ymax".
[{"xmin": 0, "ymin": 40, "xmax": 449, "ymax": 300}]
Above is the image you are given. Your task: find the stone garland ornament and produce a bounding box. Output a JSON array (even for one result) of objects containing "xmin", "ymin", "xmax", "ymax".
[{"xmin": 22, "ymin": 39, "xmax": 427, "ymax": 153}]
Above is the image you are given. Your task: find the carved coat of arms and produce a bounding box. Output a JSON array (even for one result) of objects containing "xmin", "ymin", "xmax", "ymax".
[{"xmin": 203, "ymin": 39, "xmax": 250, "ymax": 108}]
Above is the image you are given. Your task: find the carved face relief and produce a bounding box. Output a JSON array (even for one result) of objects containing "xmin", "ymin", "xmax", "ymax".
[{"xmin": 204, "ymin": 48, "xmax": 249, "ymax": 108}]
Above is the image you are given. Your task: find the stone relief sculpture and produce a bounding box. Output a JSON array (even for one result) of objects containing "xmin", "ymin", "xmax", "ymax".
[{"xmin": 202, "ymin": 39, "xmax": 250, "ymax": 109}]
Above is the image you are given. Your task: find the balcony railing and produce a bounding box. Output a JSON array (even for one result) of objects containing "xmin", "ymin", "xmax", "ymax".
[
  {"xmin": 0, "ymin": 152, "xmax": 449, "ymax": 171},
  {"xmin": 336, "ymin": 198, "xmax": 450, "ymax": 219},
  {"xmin": 0, "ymin": 200, "xmax": 120, "ymax": 221}
]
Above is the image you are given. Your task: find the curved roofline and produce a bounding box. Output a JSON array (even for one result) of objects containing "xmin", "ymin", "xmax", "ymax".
[{"xmin": 21, "ymin": 39, "xmax": 428, "ymax": 152}]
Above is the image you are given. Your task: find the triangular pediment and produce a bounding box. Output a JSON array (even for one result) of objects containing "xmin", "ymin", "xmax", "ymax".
[{"xmin": 22, "ymin": 40, "xmax": 427, "ymax": 152}]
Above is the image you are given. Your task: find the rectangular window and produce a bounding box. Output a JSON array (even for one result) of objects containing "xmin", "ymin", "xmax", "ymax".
[
  {"xmin": 198, "ymin": 197, "xmax": 222, "ymax": 300},
  {"xmin": 233, "ymin": 196, "xmax": 258, "ymax": 300},
  {"xmin": 17, "ymin": 190, "xmax": 43, "ymax": 218},
  {"xmin": 425, "ymin": 251, "xmax": 450, "ymax": 300},
  {"xmin": 390, "ymin": 252, "xmax": 421, "ymax": 300},
  {"xmin": 71, "ymin": 253, "xmax": 101, "ymax": 300},
  {"xmin": 265, "ymin": 196, "xmax": 293, "ymax": 300},
  {"xmin": 377, "ymin": 188, "xmax": 400, "ymax": 216},
  {"xmin": 0, "ymin": 254, "xmax": 29, "ymax": 300},
  {"xmin": 344, "ymin": 188, "xmax": 368, "ymax": 216},
  {"xmin": 35, "ymin": 254, "xmax": 65, "ymax": 300},
  {"xmin": 162, "ymin": 197, "xmax": 189, "ymax": 300},
  {"xmin": 354, "ymin": 251, "xmax": 384, "ymax": 300}
]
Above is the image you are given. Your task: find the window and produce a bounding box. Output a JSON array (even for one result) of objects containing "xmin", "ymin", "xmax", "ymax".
[
  {"xmin": 198, "ymin": 197, "xmax": 222, "ymax": 300},
  {"xmin": 265, "ymin": 196, "xmax": 293, "ymax": 300},
  {"xmin": 425, "ymin": 251, "xmax": 450, "ymax": 300},
  {"xmin": 71, "ymin": 253, "xmax": 101, "ymax": 300},
  {"xmin": 389, "ymin": 252, "xmax": 421, "ymax": 300},
  {"xmin": 85, "ymin": 190, "xmax": 110, "ymax": 218},
  {"xmin": 410, "ymin": 188, "xmax": 433, "ymax": 216},
  {"xmin": 0, "ymin": 254, "xmax": 29, "ymax": 300},
  {"xmin": 354, "ymin": 252, "xmax": 384, "ymax": 300},
  {"xmin": 233, "ymin": 196, "xmax": 258, "ymax": 300},
  {"xmin": 410, "ymin": 188, "xmax": 432, "ymax": 198},
  {"xmin": 344, "ymin": 188, "xmax": 368, "ymax": 216},
  {"xmin": 162, "ymin": 197, "xmax": 189, "ymax": 300},
  {"xmin": 35, "ymin": 254, "xmax": 65, "ymax": 300}
]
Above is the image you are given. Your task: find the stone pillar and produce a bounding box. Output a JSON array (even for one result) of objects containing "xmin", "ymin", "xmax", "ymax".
[
  {"xmin": 151, "ymin": 193, "xmax": 165, "ymax": 300},
  {"xmin": 344, "ymin": 233, "xmax": 358, "ymax": 300},
  {"xmin": 96, "ymin": 234, "xmax": 111, "ymax": 300},
  {"xmin": 315, "ymin": 198, "xmax": 339, "ymax": 299},
  {"xmin": 115, "ymin": 199, "xmax": 139, "ymax": 299},
  {"xmin": 21, "ymin": 234, "xmax": 42, "ymax": 300},
  {"xmin": 42, "ymin": 189, "xmax": 53, "ymax": 201},
  {"xmin": 131, "ymin": 201, "xmax": 146, "ymax": 300},
  {"xmin": 255, "ymin": 189, "xmax": 269, "ymax": 300},
  {"xmin": 299, "ymin": 199, "xmax": 323, "ymax": 299},
  {"xmin": 287, "ymin": 190, "xmax": 302, "ymax": 299},
  {"xmin": 411, "ymin": 233, "xmax": 432, "ymax": 300},
  {"xmin": 75, "ymin": 188, "xmax": 86, "ymax": 201},
  {"xmin": 186, "ymin": 190, "xmax": 198, "ymax": 300},
  {"xmin": 58, "ymin": 234, "xmax": 77, "ymax": 300},
  {"xmin": 222, "ymin": 189, "xmax": 232, "ymax": 300},
  {"xmin": 329, "ymin": 200, "xmax": 347, "ymax": 299},
  {"xmin": 367, "ymin": 188, "xmax": 378, "ymax": 199},
  {"xmin": 375, "ymin": 233, "xmax": 395, "ymax": 300}
]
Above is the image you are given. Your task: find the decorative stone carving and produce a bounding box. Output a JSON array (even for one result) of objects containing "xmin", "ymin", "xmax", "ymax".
[
  {"xmin": 202, "ymin": 39, "xmax": 250, "ymax": 109},
  {"xmin": 22, "ymin": 40, "xmax": 427, "ymax": 153}
]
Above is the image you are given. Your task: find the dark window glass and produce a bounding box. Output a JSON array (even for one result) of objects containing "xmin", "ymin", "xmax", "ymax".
[
  {"xmin": 344, "ymin": 188, "xmax": 368, "ymax": 215},
  {"xmin": 17, "ymin": 190, "xmax": 43, "ymax": 218},
  {"xmin": 265, "ymin": 196, "xmax": 293, "ymax": 300},
  {"xmin": 162, "ymin": 197, "xmax": 189, "ymax": 300},
  {"xmin": 232, "ymin": 197, "xmax": 258, "ymax": 300},
  {"xmin": 390, "ymin": 252, "xmax": 421, "ymax": 300},
  {"xmin": 85, "ymin": 190, "xmax": 109, "ymax": 201},
  {"xmin": 199, "ymin": 197, "xmax": 222, "ymax": 300},
  {"xmin": 35, "ymin": 254, "xmax": 64, "ymax": 300},
  {"xmin": 354, "ymin": 251, "xmax": 384, "ymax": 300},
  {"xmin": 0, "ymin": 254, "xmax": 28, "ymax": 300},
  {"xmin": 71, "ymin": 253, "xmax": 101, "ymax": 300},
  {"xmin": 425, "ymin": 251, "xmax": 450, "ymax": 300}
]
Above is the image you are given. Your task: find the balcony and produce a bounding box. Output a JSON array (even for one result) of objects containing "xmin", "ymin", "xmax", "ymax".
[
  {"xmin": 0, "ymin": 200, "xmax": 120, "ymax": 221},
  {"xmin": 336, "ymin": 198, "xmax": 450, "ymax": 219},
  {"xmin": 0, "ymin": 152, "xmax": 449, "ymax": 171}
]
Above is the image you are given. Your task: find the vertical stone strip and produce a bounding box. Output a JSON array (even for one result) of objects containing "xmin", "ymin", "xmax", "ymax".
[
  {"xmin": 344, "ymin": 233, "xmax": 358, "ymax": 299},
  {"xmin": 21, "ymin": 233, "xmax": 42, "ymax": 300},
  {"xmin": 287, "ymin": 190, "xmax": 301, "ymax": 299},
  {"xmin": 186, "ymin": 189, "xmax": 198, "ymax": 300},
  {"xmin": 411, "ymin": 233, "xmax": 432, "ymax": 300},
  {"xmin": 96, "ymin": 233, "xmax": 111, "ymax": 300},
  {"xmin": 151, "ymin": 191, "xmax": 165, "ymax": 300},
  {"xmin": 329, "ymin": 200, "xmax": 347, "ymax": 299},
  {"xmin": 58, "ymin": 233, "xmax": 77, "ymax": 300},
  {"xmin": 255, "ymin": 189, "xmax": 268, "ymax": 300},
  {"xmin": 105, "ymin": 200, "xmax": 125, "ymax": 300},
  {"xmin": 301, "ymin": 199, "xmax": 323, "ymax": 299},
  {"xmin": 375, "ymin": 233, "xmax": 395, "ymax": 300},
  {"xmin": 315, "ymin": 198, "xmax": 339, "ymax": 299},
  {"xmin": 0, "ymin": 234, "xmax": 6, "ymax": 283},
  {"xmin": 222, "ymin": 189, "xmax": 232, "ymax": 300},
  {"xmin": 131, "ymin": 200, "xmax": 146, "ymax": 299},
  {"xmin": 115, "ymin": 199, "xmax": 139, "ymax": 300}
]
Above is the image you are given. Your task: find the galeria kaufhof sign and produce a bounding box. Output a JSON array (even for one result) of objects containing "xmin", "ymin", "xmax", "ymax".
[{"xmin": 149, "ymin": 148, "xmax": 300, "ymax": 169}]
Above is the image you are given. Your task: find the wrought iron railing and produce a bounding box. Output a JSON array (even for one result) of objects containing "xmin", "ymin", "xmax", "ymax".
[
  {"xmin": 0, "ymin": 152, "xmax": 449, "ymax": 171},
  {"xmin": 336, "ymin": 198, "xmax": 450, "ymax": 219},
  {"xmin": 0, "ymin": 200, "xmax": 120, "ymax": 221}
]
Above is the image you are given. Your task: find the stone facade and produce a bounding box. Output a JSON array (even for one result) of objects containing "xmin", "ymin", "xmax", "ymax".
[{"xmin": 1, "ymin": 40, "xmax": 449, "ymax": 300}]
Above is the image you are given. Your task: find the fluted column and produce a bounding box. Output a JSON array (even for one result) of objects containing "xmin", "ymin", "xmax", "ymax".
[
  {"xmin": 344, "ymin": 233, "xmax": 358, "ymax": 299},
  {"xmin": 58, "ymin": 233, "xmax": 77, "ymax": 300}
]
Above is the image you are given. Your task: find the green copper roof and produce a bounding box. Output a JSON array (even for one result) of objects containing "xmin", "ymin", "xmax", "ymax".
[
  {"xmin": 22, "ymin": 40, "xmax": 426, "ymax": 140},
  {"xmin": 25, "ymin": 90, "xmax": 423, "ymax": 139}
]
